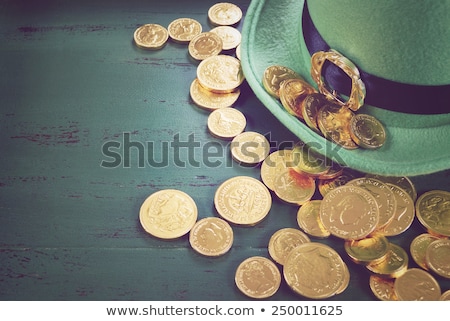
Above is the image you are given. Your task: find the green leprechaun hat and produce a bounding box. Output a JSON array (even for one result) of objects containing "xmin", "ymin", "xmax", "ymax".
[{"xmin": 240, "ymin": 0, "xmax": 450, "ymax": 179}]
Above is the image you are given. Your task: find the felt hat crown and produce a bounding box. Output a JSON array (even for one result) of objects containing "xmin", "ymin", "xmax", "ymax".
[{"xmin": 240, "ymin": 0, "xmax": 450, "ymax": 178}]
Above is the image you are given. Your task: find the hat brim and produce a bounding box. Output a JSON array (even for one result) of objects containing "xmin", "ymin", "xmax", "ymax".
[{"xmin": 240, "ymin": 0, "xmax": 450, "ymax": 177}]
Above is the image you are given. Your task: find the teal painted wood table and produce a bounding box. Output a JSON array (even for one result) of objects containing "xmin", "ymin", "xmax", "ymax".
[{"xmin": 1, "ymin": 0, "xmax": 449, "ymax": 301}]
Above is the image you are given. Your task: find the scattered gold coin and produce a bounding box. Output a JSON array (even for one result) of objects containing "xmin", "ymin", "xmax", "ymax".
[
  {"xmin": 367, "ymin": 174, "xmax": 417, "ymax": 202},
  {"xmin": 366, "ymin": 242, "xmax": 409, "ymax": 278},
  {"xmin": 440, "ymin": 289, "xmax": 450, "ymax": 300},
  {"xmin": 279, "ymin": 78, "xmax": 316, "ymax": 118},
  {"xmin": 190, "ymin": 78, "xmax": 240, "ymax": 110},
  {"xmin": 208, "ymin": 2, "xmax": 243, "ymax": 26},
  {"xmin": 349, "ymin": 113, "xmax": 386, "ymax": 149},
  {"xmin": 230, "ymin": 131, "xmax": 270, "ymax": 165},
  {"xmin": 320, "ymin": 185, "xmax": 379, "ymax": 240},
  {"xmin": 168, "ymin": 17, "xmax": 202, "ymax": 43},
  {"xmin": 268, "ymin": 227, "xmax": 310, "ymax": 265},
  {"xmin": 301, "ymin": 92, "xmax": 329, "ymax": 134},
  {"xmin": 133, "ymin": 24, "xmax": 169, "ymax": 50},
  {"xmin": 235, "ymin": 43, "xmax": 241, "ymax": 59},
  {"xmin": 410, "ymin": 233, "xmax": 441, "ymax": 270},
  {"xmin": 344, "ymin": 235, "xmax": 390, "ymax": 265},
  {"xmin": 188, "ymin": 32, "xmax": 223, "ymax": 61},
  {"xmin": 214, "ymin": 176, "xmax": 272, "ymax": 226},
  {"xmin": 291, "ymin": 142, "xmax": 331, "ymax": 177},
  {"xmin": 425, "ymin": 238, "xmax": 450, "ymax": 279},
  {"xmin": 284, "ymin": 242, "xmax": 349, "ymax": 299},
  {"xmin": 139, "ymin": 189, "xmax": 198, "ymax": 239},
  {"xmin": 207, "ymin": 107, "xmax": 246, "ymax": 139},
  {"xmin": 369, "ymin": 274, "xmax": 398, "ymax": 301},
  {"xmin": 210, "ymin": 25, "xmax": 241, "ymax": 51},
  {"xmin": 394, "ymin": 268, "xmax": 441, "ymax": 301},
  {"xmin": 260, "ymin": 149, "xmax": 294, "ymax": 191},
  {"xmin": 415, "ymin": 189, "xmax": 450, "ymax": 237},
  {"xmin": 317, "ymin": 168, "xmax": 360, "ymax": 197},
  {"xmin": 197, "ymin": 54, "xmax": 244, "ymax": 93},
  {"xmin": 189, "ymin": 217, "xmax": 233, "ymax": 257},
  {"xmin": 273, "ymin": 169, "xmax": 316, "ymax": 205},
  {"xmin": 296, "ymin": 200, "xmax": 331, "ymax": 238},
  {"xmin": 262, "ymin": 65, "xmax": 303, "ymax": 98}
]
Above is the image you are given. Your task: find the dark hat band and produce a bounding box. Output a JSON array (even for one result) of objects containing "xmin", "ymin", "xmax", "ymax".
[{"xmin": 302, "ymin": 1, "xmax": 450, "ymax": 115}]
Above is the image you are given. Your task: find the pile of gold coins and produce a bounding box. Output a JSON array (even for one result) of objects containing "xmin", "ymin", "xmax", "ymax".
[
  {"xmin": 135, "ymin": 3, "xmax": 449, "ymax": 300},
  {"xmin": 263, "ymin": 64, "xmax": 387, "ymax": 150}
]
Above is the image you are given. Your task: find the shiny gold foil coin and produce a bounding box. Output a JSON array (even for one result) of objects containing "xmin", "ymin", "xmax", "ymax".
[
  {"xmin": 188, "ymin": 32, "xmax": 223, "ymax": 61},
  {"xmin": 139, "ymin": 189, "xmax": 198, "ymax": 239},
  {"xmin": 425, "ymin": 238, "xmax": 450, "ymax": 279},
  {"xmin": 207, "ymin": 107, "xmax": 246, "ymax": 140},
  {"xmin": 279, "ymin": 78, "xmax": 316, "ymax": 118},
  {"xmin": 296, "ymin": 200, "xmax": 331, "ymax": 238},
  {"xmin": 415, "ymin": 189, "xmax": 450, "ymax": 237},
  {"xmin": 189, "ymin": 78, "xmax": 240, "ymax": 110},
  {"xmin": 133, "ymin": 24, "xmax": 169, "ymax": 50},
  {"xmin": 344, "ymin": 235, "xmax": 390, "ymax": 265},
  {"xmin": 394, "ymin": 268, "xmax": 441, "ymax": 301},
  {"xmin": 410, "ymin": 233, "xmax": 441, "ymax": 270},
  {"xmin": 369, "ymin": 275, "xmax": 398, "ymax": 301},
  {"xmin": 260, "ymin": 149, "xmax": 294, "ymax": 191},
  {"xmin": 235, "ymin": 256, "xmax": 281, "ymax": 299},
  {"xmin": 291, "ymin": 142, "xmax": 331, "ymax": 177},
  {"xmin": 317, "ymin": 103, "xmax": 358, "ymax": 150},
  {"xmin": 318, "ymin": 168, "xmax": 360, "ymax": 197},
  {"xmin": 235, "ymin": 43, "xmax": 241, "ymax": 60},
  {"xmin": 367, "ymin": 174, "xmax": 417, "ymax": 202},
  {"xmin": 301, "ymin": 93, "xmax": 329, "ymax": 134},
  {"xmin": 366, "ymin": 243, "xmax": 409, "ymax": 278},
  {"xmin": 284, "ymin": 242, "xmax": 349, "ymax": 299},
  {"xmin": 346, "ymin": 177, "xmax": 396, "ymax": 229},
  {"xmin": 197, "ymin": 55, "xmax": 244, "ymax": 93},
  {"xmin": 273, "ymin": 169, "xmax": 316, "ymax": 205},
  {"xmin": 230, "ymin": 131, "xmax": 270, "ymax": 165},
  {"xmin": 440, "ymin": 289, "xmax": 450, "ymax": 300},
  {"xmin": 319, "ymin": 185, "xmax": 379, "ymax": 240},
  {"xmin": 214, "ymin": 176, "xmax": 272, "ymax": 226},
  {"xmin": 349, "ymin": 113, "xmax": 386, "ymax": 149},
  {"xmin": 210, "ymin": 25, "xmax": 241, "ymax": 50},
  {"xmin": 268, "ymin": 227, "xmax": 311, "ymax": 266},
  {"xmin": 208, "ymin": 2, "xmax": 243, "ymax": 26},
  {"xmin": 262, "ymin": 65, "xmax": 303, "ymax": 98},
  {"xmin": 377, "ymin": 183, "xmax": 415, "ymax": 237},
  {"xmin": 189, "ymin": 217, "xmax": 233, "ymax": 257},
  {"xmin": 167, "ymin": 17, "xmax": 202, "ymax": 43}
]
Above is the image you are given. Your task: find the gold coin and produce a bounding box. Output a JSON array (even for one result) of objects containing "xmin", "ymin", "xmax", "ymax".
[
  {"xmin": 208, "ymin": 2, "xmax": 243, "ymax": 26},
  {"xmin": 273, "ymin": 169, "xmax": 316, "ymax": 205},
  {"xmin": 296, "ymin": 200, "xmax": 331, "ymax": 238},
  {"xmin": 167, "ymin": 17, "xmax": 202, "ymax": 43},
  {"xmin": 207, "ymin": 107, "xmax": 246, "ymax": 139},
  {"xmin": 440, "ymin": 289, "xmax": 450, "ymax": 300},
  {"xmin": 284, "ymin": 242, "xmax": 349, "ymax": 299},
  {"xmin": 366, "ymin": 174, "xmax": 417, "ymax": 202},
  {"xmin": 349, "ymin": 113, "xmax": 386, "ymax": 149},
  {"xmin": 317, "ymin": 161, "xmax": 344, "ymax": 180},
  {"xmin": 319, "ymin": 185, "xmax": 379, "ymax": 240},
  {"xmin": 189, "ymin": 78, "xmax": 240, "ymax": 110},
  {"xmin": 318, "ymin": 168, "xmax": 360, "ymax": 197},
  {"xmin": 188, "ymin": 32, "xmax": 223, "ymax": 61},
  {"xmin": 425, "ymin": 238, "xmax": 450, "ymax": 279},
  {"xmin": 415, "ymin": 189, "xmax": 450, "ymax": 237},
  {"xmin": 189, "ymin": 217, "xmax": 233, "ymax": 257},
  {"xmin": 214, "ymin": 176, "xmax": 272, "ymax": 226},
  {"xmin": 197, "ymin": 55, "xmax": 244, "ymax": 93},
  {"xmin": 235, "ymin": 43, "xmax": 241, "ymax": 60},
  {"xmin": 301, "ymin": 93, "xmax": 329, "ymax": 134},
  {"xmin": 394, "ymin": 268, "xmax": 441, "ymax": 301},
  {"xmin": 260, "ymin": 149, "xmax": 294, "ymax": 191},
  {"xmin": 139, "ymin": 189, "xmax": 198, "ymax": 239},
  {"xmin": 133, "ymin": 24, "xmax": 169, "ymax": 50},
  {"xmin": 369, "ymin": 275, "xmax": 398, "ymax": 301},
  {"xmin": 210, "ymin": 25, "xmax": 241, "ymax": 50},
  {"xmin": 344, "ymin": 235, "xmax": 390, "ymax": 265},
  {"xmin": 262, "ymin": 65, "xmax": 304, "ymax": 98},
  {"xmin": 291, "ymin": 142, "xmax": 331, "ymax": 177},
  {"xmin": 377, "ymin": 183, "xmax": 415, "ymax": 237},
  {"xmin": 230, "ymin": 131, "xmax": 270, "ymax": 165},
  {"xmin": 317, "ymin": 103, "xmax": 358, "ymax": 150},
  {"xmin": 366, "ymin": 243, "xmax": 409, "ymax": 278},
  {"xmin": 410, "ymin": 233, "xmax": 441, "ymax": 270},
  {"xmin": 268, "ymin": 227, "xmax": 311, "ymax": 265},
  {"xmin": 279, "ymin": 78, "xmax": 316, "ymax": 118},
  {"xmin": 346, "ymin": 177, "xmax": 397, "ymax": 229}
]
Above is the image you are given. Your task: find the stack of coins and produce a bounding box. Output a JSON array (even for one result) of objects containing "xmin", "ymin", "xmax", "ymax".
[{"xmin": 262, "ymin": 64, "xmax": 387, "ymax": 150}]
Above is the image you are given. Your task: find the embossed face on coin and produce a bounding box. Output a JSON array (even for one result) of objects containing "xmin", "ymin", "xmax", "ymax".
[
  {"xmin": 134, "ymin": 24, "xmax": 169, "ymax": 50},
  {"xmin": 189, "ymin": 217, "xmax": 233, "ymax": 257}
]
